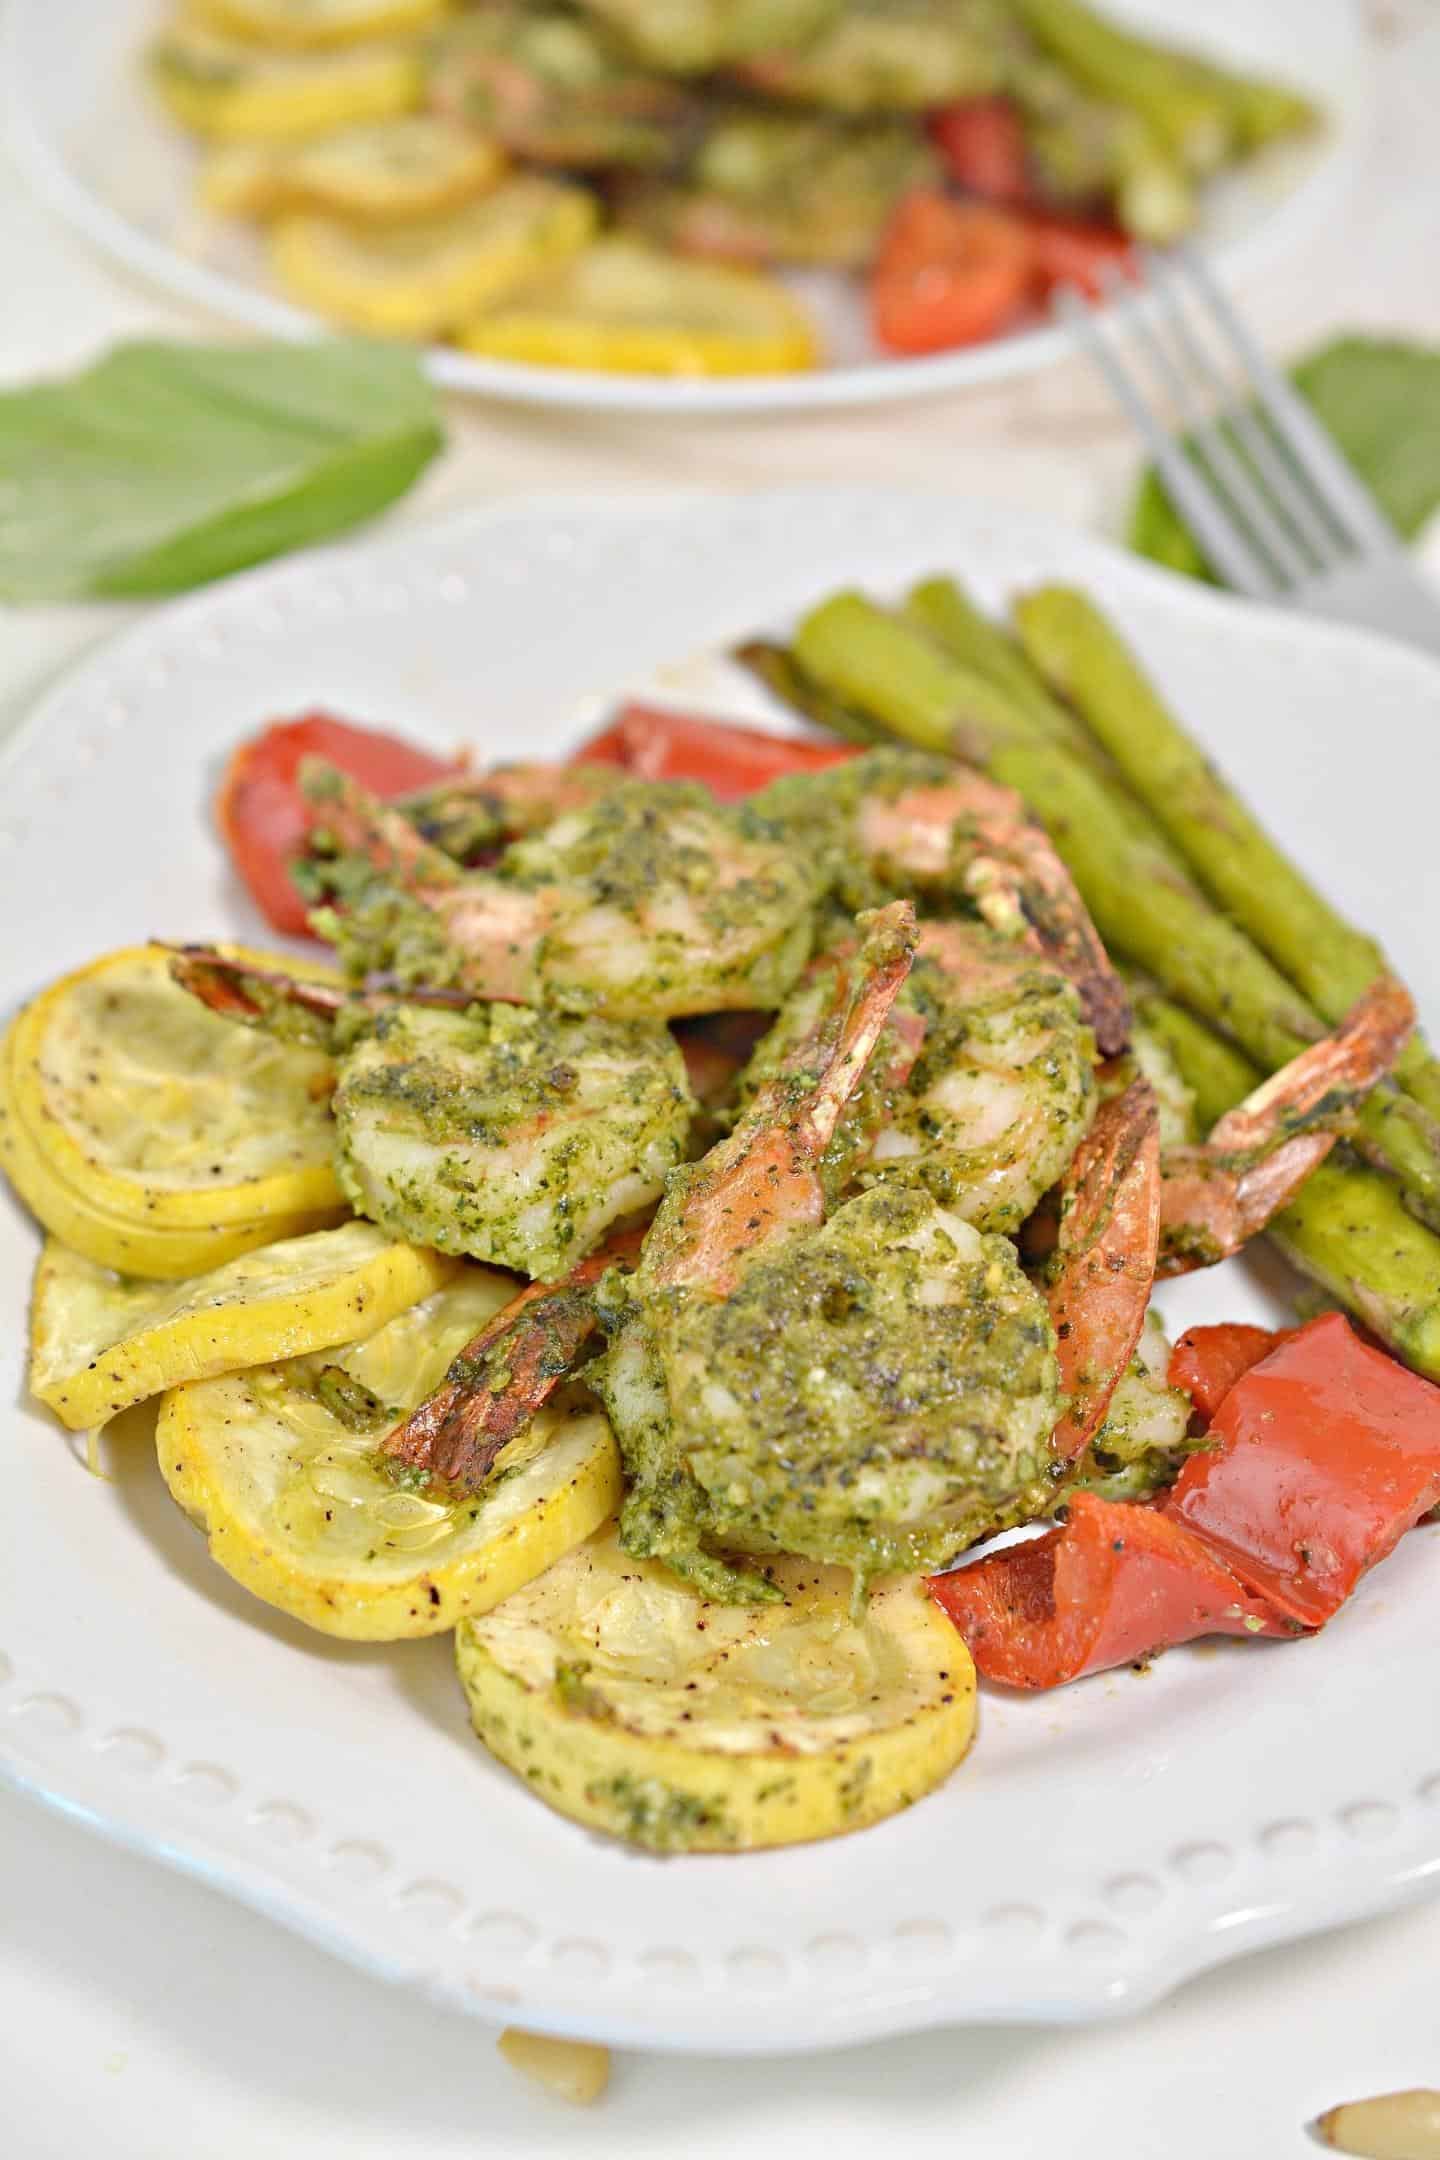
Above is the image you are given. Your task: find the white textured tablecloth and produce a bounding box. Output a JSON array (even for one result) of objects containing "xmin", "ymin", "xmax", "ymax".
[{"xmin": 5, "ymin": 7, "xmax": 1440, "ymax": 2154}]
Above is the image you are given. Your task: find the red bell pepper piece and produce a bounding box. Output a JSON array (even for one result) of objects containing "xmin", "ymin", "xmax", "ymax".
[
  {"xmin": 870, "ymin": 192, "xmax": 1036, "ymax": 357},
  {"xmin": 927, "ymin": 1491, "xmax": 1287, "ymax": 1690},
  {"xmin": 216, "ymin": 714, "xmax": 461, "ymax": 937},
  {"xmin": 928, "ymin": 98, "xmax": 1032, "ymax": 206},
  {"xmin": 1023, "ymin": 213, "xmax": 1137, "ymax": 301},
  {"xmin": 1162, "ymin": 1312, "xmax": 1440, "ymax": 1628},
  {"xmin": 570, "ymin": 706, "xmax": 855, "ymax": 800},
  {"xmin": 1168, "ymin": 1322, "xmax": 1291, "ymax": 1423}
]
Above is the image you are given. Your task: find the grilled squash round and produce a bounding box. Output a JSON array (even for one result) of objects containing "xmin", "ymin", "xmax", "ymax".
[
  {"xmin": 157, "ymin": 1272, "xmax": 622, "ymax": 1638},
  {"xmin": 457, "ymin": 236, "xmax": 818, "ymax": 376},
  {"xmin": 148, "ymin": 23, "xmax": 424, "ymax": 143},
  {"xmin": 186, "ymin": 0, "xmax": 453, "ymax": 51},
  {"xmin": 0, "ymin": 945, "xmax": 345, "ymax": 1278},
  {"xmin": 30, "ymin": 1222, "xmax": 453, "ymax": 1431},
  {"xmin": 456, "ymin": 1527, "xmax": 976, "ymax": 1850},
  {"xmin": 199, "ymin": 116, "xmax": 506, "ymax": 222},
  {"xmin": 271, "ymin": 177, "xmax": 596, "ymax": 336}
]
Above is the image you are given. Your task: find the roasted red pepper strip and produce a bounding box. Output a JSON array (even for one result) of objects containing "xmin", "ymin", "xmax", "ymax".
[
  {"xmin": 570, "ymin": 705, "xmax": 854, "ymax": 799},
  {"xmin": 1162, "ymin": 1312, "xmax": 1440, "ymax": 1628},
  {"xmin": 217, "ymin": 714, "xmax": 460, "ymax": 936},
  {"xmin": 927, "ymin": 1491, "xmax": 1286, "ymax": 1689},
  {"xmin": 928, "ymin": 98, "xmax": 1033, "ymax": 206},
  {"xmin": 1167, "ymin": 1322, "xmax": 1291, "ymax": 1423}
]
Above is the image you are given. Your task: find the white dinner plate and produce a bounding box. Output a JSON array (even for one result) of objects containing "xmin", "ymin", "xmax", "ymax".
[
  {"xmin": 3, "ymin": 0, "xmax": 1370, "ymax": 415},
  {"xmin": 3, "ymin": 491, "xmax": 1440, "ymax": 2055}
]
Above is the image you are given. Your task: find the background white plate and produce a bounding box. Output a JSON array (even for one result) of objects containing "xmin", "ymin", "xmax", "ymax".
[
  {"xmin": 3, "ymin": 0, "xmax": 1370, "ymax": 415},
  {"xmin": 3, "ymin": 492, "xmax": 1440, "ymax": 2056}
]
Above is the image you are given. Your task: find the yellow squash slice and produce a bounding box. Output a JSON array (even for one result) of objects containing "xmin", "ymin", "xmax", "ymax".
[
  {"xmin": 457, "ymin": 237, "xmax": 819, "ymax": 377},
  {"xmin": 200, "ymin": 115, "xmax": 505, "ymax": 221},
  {"xmin": 187, "ymin": 0, "xmax": 453, "ymax": 51},
  {"xmin": 30, "ymin": 1222, "xmax": 452, "ymax": 1431},
  {"xmin": 455, "ymin": 1528, "xmax": 976, "ymax": 1851},
  {"xmin": 271, "ymin": 176, "xmax": 597, "ymax": 336},
  {"xmin": 157, "ymin": 1272, "xmax": 622, "ymax": 1638},
  {"xmin": 0, "ymin": 945, "xmax": 345, "ymax": 1279},
  {"xmin": 148, "ymin": 23, "xmax": 424, "ymax": 143}
]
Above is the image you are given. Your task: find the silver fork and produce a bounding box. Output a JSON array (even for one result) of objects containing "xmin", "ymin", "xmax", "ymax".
[{"xmin": 1055, "ymin": 244, "xmax": 1440, "ymax": 659}]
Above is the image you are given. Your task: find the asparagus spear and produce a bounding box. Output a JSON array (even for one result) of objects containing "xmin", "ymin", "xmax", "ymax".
[
  {"xmin": 1013, "ymin": 0, "xmax": 1231, "ymax": 172},
  {"xmin": 998, "ymin": 34, "xmax": 1194, "ymax": 244},
  {"xmin": 733, "ymin": 638, "xmax": 885, "ymax": 747},
  {"xmin": 905, "ymin": 573, "xmax": 1189, "ymax": 871},
  {"xmin": 790, "ymin": 592, "xmax": 1440, "ymax": 1225},
  {"xmin": 1012, "ymin": 583, "xmax": 1440, "ymax": 1126},
  {"xmin": 1013, "ymin": 0, "xmax": 1313, "ymax": 179},
  {"xmin": 1132, "ymin": 985, "xmax": 1440, "ymax": 1379},
  {"xmin": 906, "ymin": 574, "xmax": 1091, "ymax": 750}
]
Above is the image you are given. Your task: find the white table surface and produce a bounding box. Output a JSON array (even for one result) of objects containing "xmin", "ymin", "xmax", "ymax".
[{"xmin": 6, "ymin": 6, "xmax": 1440, "ymax": 2153}]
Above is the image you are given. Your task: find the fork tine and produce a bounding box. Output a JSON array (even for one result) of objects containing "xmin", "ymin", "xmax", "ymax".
[
  {"xmin": 1140, "ymin": 249, "xmax": 1338, "ymax": 577},
  {"xmin": 1052, "ymin": 284, "xmax": 1281, "ymax": 599},
  {"xmin": 1176, "ymin": 243, "xmax": 1405, "ymax": 561},
  {"xmin": 1104, "ymin": 263, "xmax": 1314, "ymax": 589}
]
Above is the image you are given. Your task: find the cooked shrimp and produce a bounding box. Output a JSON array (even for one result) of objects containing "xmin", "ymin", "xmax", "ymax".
[
  {"xmin": 304, "ymin": 763, "xmax": 821, "ymax": 1020},
  {"xmin": 427, "ymin": 3, "xmax": 693, "ymax": 170},
  {"xmin": 1041, "ymin": 977, "xmax": 1414, "ymax": 1458},
  {"xmin": 1158, "ymin": 976, "xmax": 1415, "ymax": 1274},
  {"xmin": 574, "ymin": 0, "xmax": 839, "ymax": 73},
  {"xmin": 758, "ymin": 747, "xmax": 1130, "ymax": 1053},
  {"xmin": 170, "ymin": 948, "xmax": 695, "ymax": 1279},
  {"xmin": 736, "ymin": 0, "xmax": 1002, "ymax": 112},
  {"xmin": 869, "ymin": 917, "xmax": 1098, "ymax": 1233},
  {"xmin": 739, "ymin": 913, "xmax": 1096, "ymax": 1231},
  {"xmin": 601, "ymin": 901, "xmax": 1067, "ymax": 1598},
  {"xmin": 620, "ymin": 110, "xmax": 938, "ymax": 268}
]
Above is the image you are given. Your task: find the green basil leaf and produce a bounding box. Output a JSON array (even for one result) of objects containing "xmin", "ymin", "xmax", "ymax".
[
  {"xmin": 1128, "ymin": 335, "xmax": 1440, "ymax": 581},
  {"xmin": 0, "ymin": 338, "xmax": 445, "ymax": 603}
]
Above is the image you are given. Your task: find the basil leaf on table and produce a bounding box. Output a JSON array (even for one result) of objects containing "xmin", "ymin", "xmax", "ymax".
[
  {"xmin": 1128, "ymin": 336, "xmax": 1440, "ymax": 579},
  {"xmin": 0, "ymin": 339, "xmax": 445, "ymax": 603}
]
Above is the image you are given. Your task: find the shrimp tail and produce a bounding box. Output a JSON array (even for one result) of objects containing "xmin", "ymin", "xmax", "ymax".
[
  {"xmin": 1046, "ymin": 1076, "xmax": 1161, "ymax": 1462},
  {"xmin": 1159, "ymin": 977, "xmax": 1416, "ymax": 1274},
  {"xmin": 965, "ymin": 779, "xmax": 1131, "ymax": 1056},
  {"xmin": 381, "ymin": 1227, "xmax": 646, "ymax": 1490},
  {"xmin": 164, "ymin": 943, "xmax": 351, "ymax": 1049},
  {"xmin": 651, "ymin": 899, "xmax": 917, "ymax": 1294}
]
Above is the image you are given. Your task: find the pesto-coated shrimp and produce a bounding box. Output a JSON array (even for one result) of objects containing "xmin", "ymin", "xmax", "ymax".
[
  {"xmin": 303, "ymin": 763, "xmax": 821, "ymax": 1021},
  {"xmin": 620, "ymin": 110, "xmax": 938, "ymax": 268},
  {"xmin": 599, "ymin": 902, "xmax": 1065, "ymax": 1600},
  {"xmin": 869, "ymin": 919, "xmax": 1097, "ymax": 1233},
  {"xmin": 757, "ymin": 746, "xmax": 1130, "ymax": 1053},
  {"xmin": 170, "ymin": 949, "xmax": 695, "ymax": 1279},
  {"xmin": 738, "ymin": 915, "xmax": 1096, "ymax": 1233},
  {"xmin": 1042, "ymin": 975, "xmax": 1414, "ymax": 1460},
  {"xmin": 575, "ymin": 0, "xmax": 839, "ymax": 73},
  {"xmin": 736, "ymin": 0, "xmax": 1004, "ymax": 112},
  {"xmin": 427, "ymin": 3, "xmax": 694, "ymax": 170}
]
